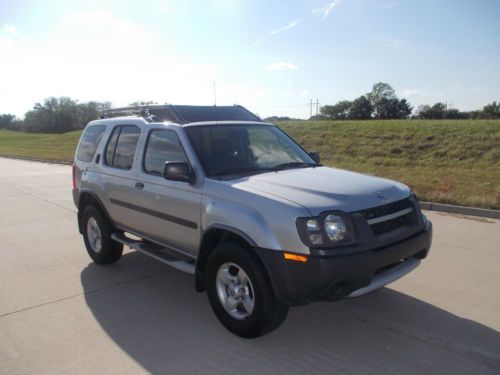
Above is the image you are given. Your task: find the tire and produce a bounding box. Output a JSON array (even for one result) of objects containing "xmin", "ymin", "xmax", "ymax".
[
  {"xmin": 82, "ymin": 205, "xmax": 123, "ymax": 264},
  {"xmin": 206, "ymin": 242, "xmax": 289, "ymax": 338}
]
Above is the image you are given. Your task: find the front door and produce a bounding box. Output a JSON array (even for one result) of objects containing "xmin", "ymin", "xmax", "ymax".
[{"xmin": 130, "ymin": 128, "xmax": 201, "ymax": 255}]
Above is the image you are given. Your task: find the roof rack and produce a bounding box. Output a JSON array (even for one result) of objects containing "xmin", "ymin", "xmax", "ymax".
[{"xmin": 99, "ymin": 104, "xmax": 262, "ymax": 124}]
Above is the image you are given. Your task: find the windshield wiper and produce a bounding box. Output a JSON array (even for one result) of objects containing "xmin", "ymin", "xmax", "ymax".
[
  {"xmin": 209, "ymin": 166, "xmax": 276, "ymax": 179},
  {"xmin": 209, "ymin": 162, "xmax": 321, "ymax": 180},
  {"xmin": 270, "ymin": 162, "xmax": 320, "ymax": 171}
]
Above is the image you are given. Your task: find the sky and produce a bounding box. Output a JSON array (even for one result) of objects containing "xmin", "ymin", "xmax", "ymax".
[{"xmin": 1, "ymin": 0, "xmax": 499, "ymax": 119}]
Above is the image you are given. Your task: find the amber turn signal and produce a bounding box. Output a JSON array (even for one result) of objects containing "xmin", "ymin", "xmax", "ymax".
[{"xmin": 283, "ymin": 252, "xmax": 308, "ymax": 262}]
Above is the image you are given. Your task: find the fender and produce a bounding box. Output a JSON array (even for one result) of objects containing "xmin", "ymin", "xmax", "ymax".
[
  {"xmin": 77, "ymin": 189, "xmax": 116, "ymax": 234},
  {"xmin": 202, "ymin": 223, "xmax": 257, "ymax": 247}
]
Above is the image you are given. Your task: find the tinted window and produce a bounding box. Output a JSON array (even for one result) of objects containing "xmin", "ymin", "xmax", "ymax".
[
  {"xmin": 185, "ymin": 124, "xmax": 314, "ymax": 177},
  {"xmin": 77, "ymin": 125, "xmax": 106, "ymax": 162},
  {"xmin": 105, "ymin": 125, "xmax": 141, "ymax": 170},
  {"xmin": 105, "ymin": 126, "xmax": 121, "ymax": 166},
  {"xmin": 144, "ymin": 130, "xmax": 188, "ymax": 176}
]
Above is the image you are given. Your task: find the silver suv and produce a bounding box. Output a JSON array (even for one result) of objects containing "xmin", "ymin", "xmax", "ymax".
[{"xmin": 73, "ymin": 104, "xmax": 432, "ymax": 338}]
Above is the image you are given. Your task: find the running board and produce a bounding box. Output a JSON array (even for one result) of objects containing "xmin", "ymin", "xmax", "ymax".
[
  {"xmin": 347, "ymin": 257, "xmax": 421, "ymax": 298},
  {"xmin": 111, "ymin": 233, "xmax": 195, "ymax": 275}
]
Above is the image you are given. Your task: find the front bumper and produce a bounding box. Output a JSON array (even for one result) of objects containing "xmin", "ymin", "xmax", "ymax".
[{"xmin": 256, "ymin": 221, "xmax": 432, "ymax": 305}]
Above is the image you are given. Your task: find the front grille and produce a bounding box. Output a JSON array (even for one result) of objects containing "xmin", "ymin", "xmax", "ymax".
[
  {"xmin": 357, "ymin": 198, "xmax": 413, "ymax": 236},
  {"xmin": 370, "ymin": 214, "xmax": 409, "ymax": 235}
]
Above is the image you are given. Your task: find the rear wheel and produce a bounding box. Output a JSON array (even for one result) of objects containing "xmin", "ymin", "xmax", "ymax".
[
  {"xmin": 206, "ymin": 242, "xmax": 288, "ymax": 338},
  {"xmin": 82, "ymin": 205, "xmax": 123, "ymax": 264}
]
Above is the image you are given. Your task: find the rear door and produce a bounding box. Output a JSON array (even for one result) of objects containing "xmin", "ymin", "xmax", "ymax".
[{"xmin": 100, "ymin": 123, "xmax": 144, "ymax": 230}]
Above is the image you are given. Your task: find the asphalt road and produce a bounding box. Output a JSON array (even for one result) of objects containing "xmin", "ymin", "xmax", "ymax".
[{"xmin": 0, "ymin": 157, "xmax": 499, "ymax": 375}]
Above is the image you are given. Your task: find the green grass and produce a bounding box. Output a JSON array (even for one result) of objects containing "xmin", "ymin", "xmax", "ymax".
[
  {"xmin": 1, "ymin": 119, "xmax": 499, "ymax": 209},
  {"xmin": 0, "ymin": 130, "xmax": 81, "ymax": 162}
]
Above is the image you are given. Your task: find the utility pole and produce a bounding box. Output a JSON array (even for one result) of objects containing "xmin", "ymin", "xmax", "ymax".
[
  {"xmin": 213, "ymin": 82, "xmax": 217, "ymax": 106},
  {"xmin": 316, "ymin": 98, "xmax": 320, "ymax": 116},
  {"xmin": 309, "ymin": 99, "xmax": 313, "ymax": 118}
]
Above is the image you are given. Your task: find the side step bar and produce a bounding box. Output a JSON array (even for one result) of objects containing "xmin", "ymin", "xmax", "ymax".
[
  {"xmin": 111, "ymin": 233, "xmax": 195, "ymax": 275},
  {"xmin": 347, "ymin": 257, "xmax": 421, "ymax": 298}
]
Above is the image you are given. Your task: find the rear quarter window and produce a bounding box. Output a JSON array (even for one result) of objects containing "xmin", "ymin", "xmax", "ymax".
[{"xmin": 77, "ymin": 125, "xmax": 106, "ymax": 162}]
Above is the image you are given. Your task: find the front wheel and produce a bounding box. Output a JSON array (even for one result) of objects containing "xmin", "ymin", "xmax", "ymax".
[{"xmin": 206, "ymin": 242, "xmax": 289, "ymax": 338}]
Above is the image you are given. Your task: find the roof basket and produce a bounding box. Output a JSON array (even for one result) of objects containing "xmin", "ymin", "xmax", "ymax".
[
  {"xmin": 99, "ymin": 104, "xmax": 262, "ymax": 124},
  {"xmin": 100, "ymin": 105, "xmax": 183, "ymax": 123}
]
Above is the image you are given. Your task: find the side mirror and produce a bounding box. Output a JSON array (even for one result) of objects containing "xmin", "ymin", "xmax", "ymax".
[
  {"xmin": 163, "ymin": 161, "xmax": 195, "ymax": 184},
  {"xmin": 309, "ymin": 151, "xmax": 320, "ymax": 164}
]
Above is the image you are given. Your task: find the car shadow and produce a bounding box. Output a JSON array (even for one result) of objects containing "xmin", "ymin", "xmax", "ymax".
[{"xmin": 81, "ymin": 252, "xmax": 500, "ymax": 374}]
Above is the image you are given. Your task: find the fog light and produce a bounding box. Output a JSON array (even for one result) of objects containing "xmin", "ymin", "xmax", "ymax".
[{"xmin": 309, "ymin": 233, "xmax": 323, "ymax": 245}]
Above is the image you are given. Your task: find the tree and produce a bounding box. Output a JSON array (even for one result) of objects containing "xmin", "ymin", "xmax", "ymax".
[
  {"xmin": 348, "ymin": 96, "xmax": 373, "ymax": 120},
  {"xmin": 320, "ymin": 101, "xmax": 352, "ymax": 120},
  {"xmin": 22, "ymin": 97, "xmax": 112, "ymax": 133},
  {"xmin": 444, "ymin": 108, "xmax": 468, "ymax": 119},
  {"xmin": 370, "ymin": 97, "xmax": 413, "ymax": 119},
  {"xmin": 482, "ymin": 101, "xmax": 500, "ymax": 119},
  {"xmin": 367, "ymin": 82, "xmax": 397, "ymax": 118},
  {"xmin": 416, "ymin": 103, "xmax": 447, "ymax": 119},
  {"xmin": 396, "ymin": 98, "xmax": 413, "ymax": 119},
  {"xmin": 0, "ymin": 114, "xmax": 15, "ymax": 129}
]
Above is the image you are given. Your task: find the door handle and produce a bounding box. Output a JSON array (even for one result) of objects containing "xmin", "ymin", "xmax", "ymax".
[{"xmin": 135, "ymin": 182, "xmax": 144, "ymax": 190}]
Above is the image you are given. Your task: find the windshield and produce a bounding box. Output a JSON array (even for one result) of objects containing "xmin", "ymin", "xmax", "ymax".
[{"xmin": 184, "ymin": 124, "xmax": 317, "ymax": 179}]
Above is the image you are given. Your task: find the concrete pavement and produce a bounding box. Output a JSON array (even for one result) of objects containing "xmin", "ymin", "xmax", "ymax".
[{"xmin": 0, "ymin": 157, "xmax": 499, "ymax": 374}]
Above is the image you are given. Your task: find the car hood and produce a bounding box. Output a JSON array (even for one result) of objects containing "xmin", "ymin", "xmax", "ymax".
[{"xmin": 235, "ymin": 166, "xmax": 410, "ymax": 215}]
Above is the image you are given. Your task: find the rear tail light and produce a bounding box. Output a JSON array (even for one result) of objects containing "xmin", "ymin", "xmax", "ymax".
[{"xmin": 72, "ymin": 162, "xmax": 76, "ymax": 189}]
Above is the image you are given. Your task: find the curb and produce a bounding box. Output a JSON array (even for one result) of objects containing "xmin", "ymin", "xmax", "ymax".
[
  {"xmin": 0, "ymin": 154, "xmax": 71, "ymax": 166},
  {"xmin": 420, "ymin": 202, "xmax": 500, "ymax": 220}
]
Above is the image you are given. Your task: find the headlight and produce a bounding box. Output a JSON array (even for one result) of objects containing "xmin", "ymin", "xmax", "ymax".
[
  {"xmin": 296, "ymin": 211, "xmax": 355, "ymax": 248},
  {"xmin": 324, "ymin": 215, "xmax": 346, "ymax": 242}
]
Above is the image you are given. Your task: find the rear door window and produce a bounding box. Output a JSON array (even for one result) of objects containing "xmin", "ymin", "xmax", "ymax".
[
  {"xmin": 77, "ymin": 125, "xmax": 106, "ymax": 162},
  {"xmin": 104, "ymin": 125, "xmax": 141, "ymax": 170}
]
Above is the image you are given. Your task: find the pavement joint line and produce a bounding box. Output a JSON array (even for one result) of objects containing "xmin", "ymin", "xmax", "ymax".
[
  {"xmin": 345, "ymin": 308, "xmax": 500, "ymax": 369},
  {"xmin": 0, "ymin": 274, "xmax": 152, "ymax": 319},
  {"xmin": 0, "ymin": 154, "xmax": 71, "ymax": 166},
  {"xmin": 0, "ymin": 180, "xmax": 76, "ymax": 213},
  {"xmin": 433, "ymin": 240, "xmax": 500, "ymax": 256},
  {"xmin": 383, "ymin": 325, "xmax": 500, "ymax": 370}
]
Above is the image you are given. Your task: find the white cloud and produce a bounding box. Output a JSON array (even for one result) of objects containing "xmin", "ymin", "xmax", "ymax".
[
  {"xmin": 0, "ymin": 11, "xmax": 274, "ymax": 118},
  {"xmin": 300, "ymin": 90, "xmax": 309, "ymax": 96},
  {"xmin": 382, "ymin": 1, "xmax": 399, "ymax": 8},
  {"xmin": 253, "ymin": 19, "xmax": 301, "ymax": 45},
  {"xmin": 390, "ymin": 37, "xmax": 402, "ymax": 47},
  {"xmin": 376, "ymin": 36, "xmax": 403, "ymax": 47},
  {"xmin": 270, "ymin": 19, "xmax": 301, "ymax": 35},
  {"xmin": 152, "ymin": 1, "xmax": 175, "ymax": 14},
  {"xmin": 2, "ymin": 24, "xmax": 17, "ymax": 34},
  {"xmin": 401, "ymin": 89, "xmax": 421, "ymax": 97},
  {"xmin": 0, "ymin": 12, "xmax": 226, "ymax": 116},
  {"xmin": 312, "ymin": 1, "xmax": 342, "ymax": 19},
  {"xmin": 266, "ymin": 62, "xmax": 298, "ymax": 71}
]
